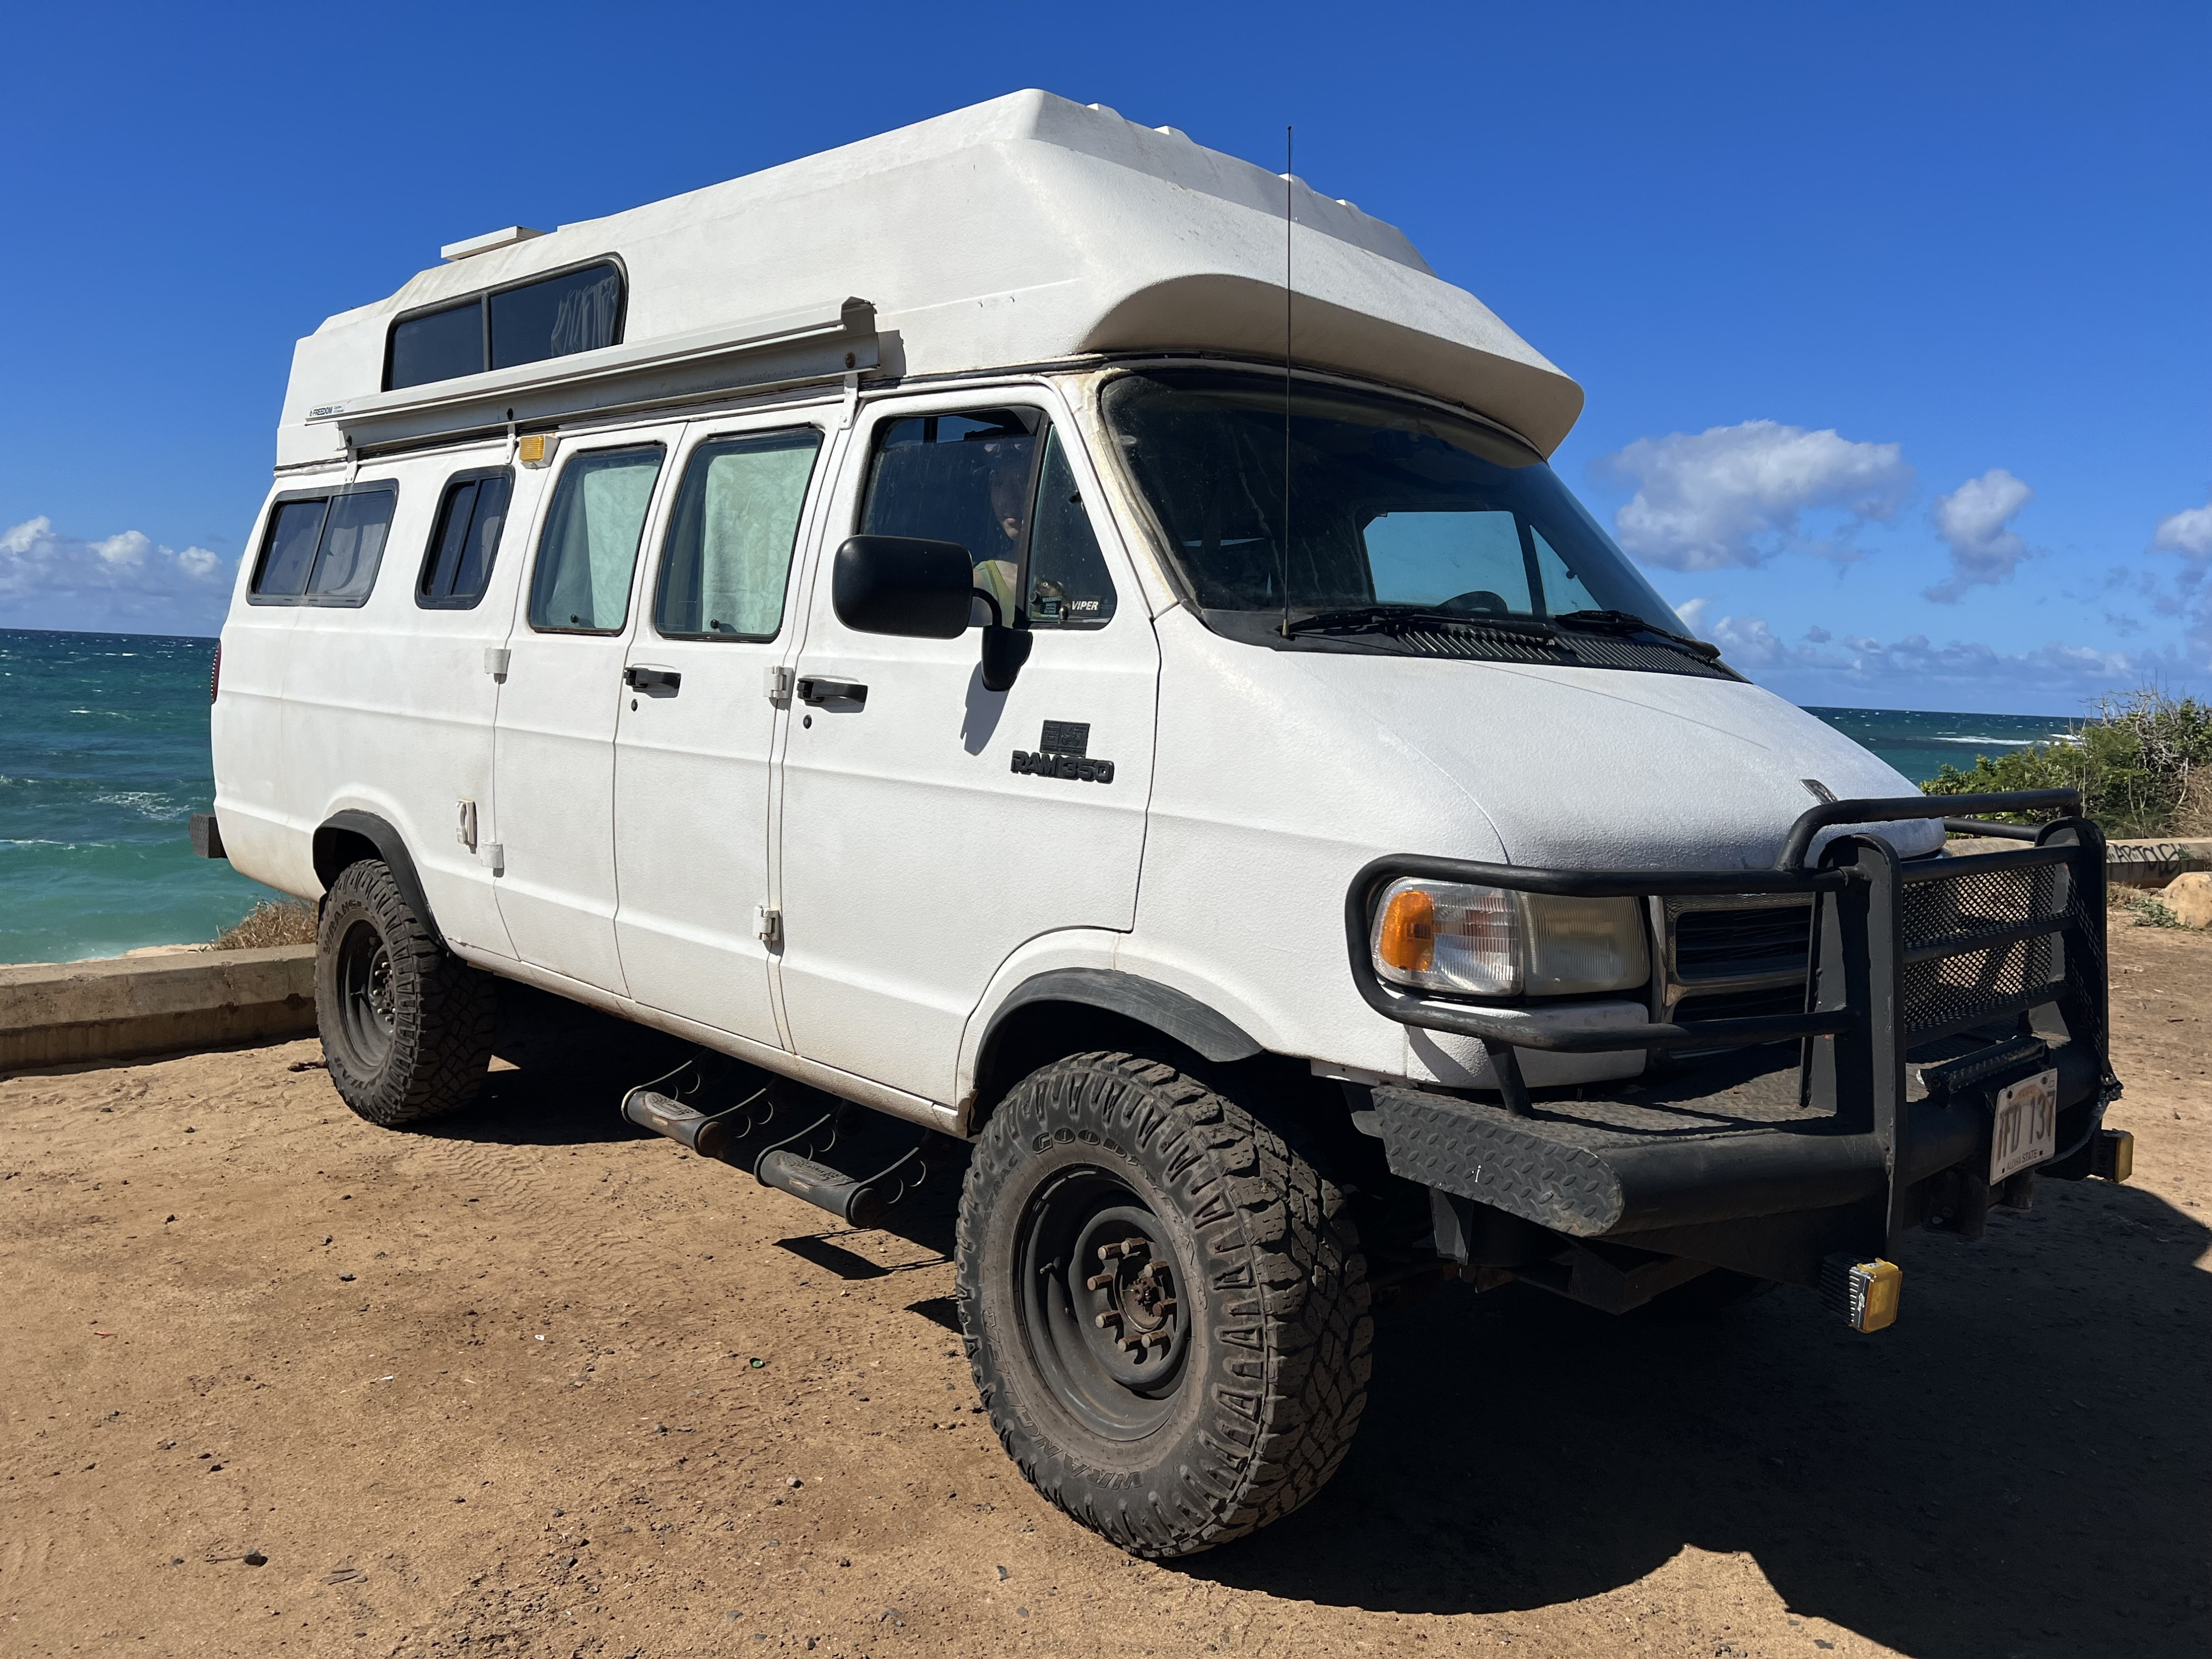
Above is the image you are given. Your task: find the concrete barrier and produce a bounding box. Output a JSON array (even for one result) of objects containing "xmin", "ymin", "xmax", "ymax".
[
  {"xmin": 1945, "ymin": 835, "xmax": 2212, "ymax": 888},
  {"xmin": 0, "ymin": 945, "xmax": 316, "ymax": 1071}
]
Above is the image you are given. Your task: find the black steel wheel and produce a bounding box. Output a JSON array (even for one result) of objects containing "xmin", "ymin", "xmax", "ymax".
[
  {"xmin": 332, "ymin": 915, "xmax": 396, "ymax": 1072},
  {"xmin": 1016, "ymin": 1170, "xmax": 1191, "ymax": 1439},
  {"xmin": 957, "ymin": 1051, "xmax": 1371, "ymax": 1557},
  {"xmin": 315, "ymin": 858, "xmax": 494, "ymax": 1128}
]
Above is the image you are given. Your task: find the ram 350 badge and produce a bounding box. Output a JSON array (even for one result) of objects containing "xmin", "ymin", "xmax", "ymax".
[{"xmin": 1011, "ymin": 719, "xmax": 1113, "ymax": 784}]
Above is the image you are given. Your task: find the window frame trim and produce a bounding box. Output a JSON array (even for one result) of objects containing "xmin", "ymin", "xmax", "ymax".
[
  {"xmin": 381, "ymin": 254, "xmax": 630, "ymax": 393},
  {"xmin": 649, "ymin": 423, "xmax": 828, "ymax": 645},
  {"xmin": 246, "ymin": 480, "xmax": 400, "ymax": 608},
  {"xmin": 525, "ymin": 440, "xmax": 668, "ymax": 638},
  {"xmin": 414, "ymin": 465, "xmax": 517, "ymax": 612}
]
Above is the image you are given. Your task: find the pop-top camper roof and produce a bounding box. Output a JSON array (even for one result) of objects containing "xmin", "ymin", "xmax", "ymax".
[{"xmin": 277, "ymin": 90, "xmax": 1583, "ymax": 468}]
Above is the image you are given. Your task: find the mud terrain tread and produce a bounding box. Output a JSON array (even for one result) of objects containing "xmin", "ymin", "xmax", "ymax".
[
  {"xmin": 316, "ymin": 858, "xmax": 494, "ymax": 1128},
  {"xmin": 956, "ymin": 1051, "xmax": 1372, "ymax": 1557}
]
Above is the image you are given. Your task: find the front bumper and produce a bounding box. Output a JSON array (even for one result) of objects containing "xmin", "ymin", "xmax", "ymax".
[{"xmin": 1344, "ymin": 790, "xmax": 2120, "ymax": 1294}]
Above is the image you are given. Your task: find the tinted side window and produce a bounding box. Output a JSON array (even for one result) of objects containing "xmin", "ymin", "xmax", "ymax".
[
  {"xmin": 306, "ymin": 492, "xmax": 395, "ymax": 602},
  {"xmin": 861, "ymin": 411, "xmax": 1038, "ymax": 625},
  {"xmin": 388, "ymin": 300, "xmax": 484, "ymax": 390},
  {"xmin": 419, "ymin": 470, "xmax": 514, "ymax": 609},
  {"xmin": 384, "ymin": 262, "xmax": 626, "ymax": 391},
  {"xmin": 252, "ymin": 499, "xmax": 328, "ymax": 598},
  {"xmin": 655, "ymin": 430, "xmax": 822, "ymax": 640},
  {"xmin": 248, "ymin": 487, "xmax": 396, "ymax": 607},
  {"xmin": 529, "ymin": 446, "xmax": 664, "ymax": 633},
  {"xmin": 1025, "ymin": 429, "xmax": 1116, "ymax": 629},
  {"xmin": 491, "ymin": 263, "xmax": 624, "ymax": 369}
]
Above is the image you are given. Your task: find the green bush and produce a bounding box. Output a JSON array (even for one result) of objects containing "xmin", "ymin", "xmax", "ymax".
[
  {"xmin": 1921, "ymin": 687, "xmax": 2212, "ymax": 839},
  {"xmin": 2120, "ymin": 891, "xmax": 2187, "ymax": 929}
]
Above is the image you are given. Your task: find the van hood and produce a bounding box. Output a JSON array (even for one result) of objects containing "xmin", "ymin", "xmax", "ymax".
[{"xmin": 1293, "ymin": 654, "xmax": 1943, "ymax": 870}]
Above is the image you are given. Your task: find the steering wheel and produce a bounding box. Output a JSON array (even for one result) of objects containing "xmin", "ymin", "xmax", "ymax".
[{"xmin": 1435, "ymin": 589, "xmax": 1510, "ymax": 616}]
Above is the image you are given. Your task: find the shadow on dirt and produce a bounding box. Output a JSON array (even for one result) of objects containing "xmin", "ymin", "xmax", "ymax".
[
  {"xmin": 1181, "ymin": 1177, "xmax": 2211, "ymax": 1658},
  {"xmin": 434, "ymin": 985, "xmax": 972, "ymax": 1267},
  {"xmin": 413, "ymin": 987, "xmax": 2209, "ymax": 1655}
]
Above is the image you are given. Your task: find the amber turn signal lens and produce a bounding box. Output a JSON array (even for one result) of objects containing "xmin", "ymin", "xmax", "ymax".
[
  {"xmin": 1821, "ymin": 1254, "xmax": 1901, "ymax": 1333},
  {"xmin": 2093, "ymin": 1128, "xmax": 2133, "ymax": 1184},
  {"xmin": 1376, "ymin": 887, "xmax": 1437, "ymax": 975}
]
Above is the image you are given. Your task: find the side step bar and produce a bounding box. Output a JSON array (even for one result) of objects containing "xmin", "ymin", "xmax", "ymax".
[{"xmin": 621, "ymin": 1083, "xmax": 929, "ymax": 1229}]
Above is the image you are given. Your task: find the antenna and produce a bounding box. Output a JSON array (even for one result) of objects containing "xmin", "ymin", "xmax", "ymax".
[{"xmin": 1280, "ymin": 124, "xmax": 1293, "ymax": 640}]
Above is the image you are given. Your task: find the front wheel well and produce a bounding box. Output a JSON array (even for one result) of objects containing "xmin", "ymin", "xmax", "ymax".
[
  {"xmin": 966, "ymin": 997, "xmax": 1344, "ymax": 1151},
  {"xmin": 969, "ymin": 999, "xmax": 1191, "ymax": 1131}
]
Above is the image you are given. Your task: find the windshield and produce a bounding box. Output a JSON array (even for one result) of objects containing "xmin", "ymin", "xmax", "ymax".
[{"xmin": 1101, "ymin": 369, "xmax": 1685, "ymax": 639}]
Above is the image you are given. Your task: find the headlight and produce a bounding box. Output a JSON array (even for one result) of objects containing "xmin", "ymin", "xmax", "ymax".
[{"xmin": 1370, "ymin": 879, "xmax": 1650, "ymax": 998}]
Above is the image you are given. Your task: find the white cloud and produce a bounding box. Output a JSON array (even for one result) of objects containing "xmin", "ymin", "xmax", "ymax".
[
  {"xmin": 2152, "ymin": 495, "xmax": 2212, "ymax": 563},
  {"xmin": 1595, "ymin": 420, "xmax": 1913, "ymax": 571},
  {"xmin": 1695, "ymin": 606, "xmax": 2179, "ymax": 706},
  {"xmin": 0, "ymin": 515, "xmax": 233, "ymax": 633},
  {"xmin": 1924, "ymin": 468, "xmax": 2036, "ymax": 602}
]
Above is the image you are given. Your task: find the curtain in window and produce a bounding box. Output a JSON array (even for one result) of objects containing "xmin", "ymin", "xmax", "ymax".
[
  {"xmin": 687, "ymin": 440, "xmax": 817, "ymax": 635},
  {"xmin": 549, "ymin": 273, "xmax": 623, "ymax": 358},
  {"xmin": 533, "ymin": 448, "xmax": 662, "ymax": 630}
]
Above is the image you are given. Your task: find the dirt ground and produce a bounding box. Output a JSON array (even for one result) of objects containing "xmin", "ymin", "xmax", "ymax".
[{"xmin": 4, "ymin": 929, "xmax": 2207, "ymax": 1659}]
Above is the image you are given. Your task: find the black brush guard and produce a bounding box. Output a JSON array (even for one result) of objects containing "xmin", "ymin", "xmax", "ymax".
[{"xmin": 1344, "ymin": 790, "xmax": 2119, "ymax": 1289}]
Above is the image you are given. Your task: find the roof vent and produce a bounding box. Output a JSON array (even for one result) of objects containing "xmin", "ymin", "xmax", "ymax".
[{"xmin": 440, "ymin": 226, "xmax": 547, "ymax": 263}]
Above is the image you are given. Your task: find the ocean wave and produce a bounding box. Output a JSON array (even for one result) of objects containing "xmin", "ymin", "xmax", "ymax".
[{"xmin": 92, "ymin": 791, "xmax": 190, "ymax": 821}]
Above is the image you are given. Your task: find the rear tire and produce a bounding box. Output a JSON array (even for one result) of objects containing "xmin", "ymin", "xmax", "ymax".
[
  {"xmin": 956, "ymin": 1052, "xmax": 1371, "ymax": 1557},
  {"xmin": 315, "ymin": 858, "xmax": 494, "ymax": 1127}
]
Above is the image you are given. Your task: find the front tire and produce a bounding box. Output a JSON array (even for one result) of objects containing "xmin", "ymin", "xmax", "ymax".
[
  {"xmin": 956, "ymin": 1052, "xmax": 1371, "ymax": 1557},
  {"xmin": 315, "ymin": 858, "xmax": 494, "ymax": 1127}
]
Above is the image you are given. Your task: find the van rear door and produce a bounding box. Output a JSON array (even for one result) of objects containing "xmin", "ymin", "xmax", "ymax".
[{"xmin": 773, "ymin": 393, "xmax": 1157, "ymax": 1103}]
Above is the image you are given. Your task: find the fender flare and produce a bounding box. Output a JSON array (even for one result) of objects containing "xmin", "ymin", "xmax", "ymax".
[
  {"xmin": 979, "ymin": 967, "xmax": 1264, "ymax": 1069},
  {"xmin": 314, "ymin": 809, "xmax": 447, "ymax": 952}
]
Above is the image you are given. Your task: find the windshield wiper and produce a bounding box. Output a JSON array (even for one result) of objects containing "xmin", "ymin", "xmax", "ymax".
[
  {"xmin": 1551, "ymin": 609, "xmax": 1724, "ymax": 660},
  {"xmin": 1282, "ymin": 606, "xmax": 1561, "ymax": 641}
]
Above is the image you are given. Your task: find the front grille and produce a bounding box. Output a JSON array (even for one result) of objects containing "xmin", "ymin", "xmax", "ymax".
[
  {"xmin": 1673, "ymin": 904, "xmax": 1814, "ymax": 980},
  {"xmin": 1656, "ymin": 894, "xmax": 1815, "ymax": 1042},
  {"xmin": 1673, "ymin": 983, "xmax": 1807, "ymax": 1024}
]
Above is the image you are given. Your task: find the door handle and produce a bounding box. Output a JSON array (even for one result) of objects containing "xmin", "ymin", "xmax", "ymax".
[
  {"xmin": 796, "ymin": 677, "xmax": 868, "ymax": 707},
  {"xmin": 624, "ymin": 665, "xmax": 681, "ymax": 693}
]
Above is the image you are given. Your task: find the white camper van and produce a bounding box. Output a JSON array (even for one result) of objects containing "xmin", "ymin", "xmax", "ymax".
[{"xmin": 201, "ymin": 91, "xmax": 2131, "ymax": 1557}]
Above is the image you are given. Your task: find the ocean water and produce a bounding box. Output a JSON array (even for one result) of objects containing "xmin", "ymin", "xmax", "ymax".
[
  {"xmin": 1, "ymin": 629, "xmax": 281, "ymax": 965},
  {"xmin": 1803, "ymin": 706, "xmax": 2080, "ymax": 788},
  {"xmin": 0, "ymin": 626, "xmax": 2085, "ymax": 965}
]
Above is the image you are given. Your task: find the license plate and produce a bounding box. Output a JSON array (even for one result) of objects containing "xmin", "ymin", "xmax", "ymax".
[{"xmin": 1990, "ymin": 1068, "xmax": 2059, "ymax": 1183}]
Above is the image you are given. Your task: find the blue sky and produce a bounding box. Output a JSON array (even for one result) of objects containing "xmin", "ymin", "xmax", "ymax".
[{"xmin": 2, "ymin": 1, "xmax": 2205, "ymax": 714}]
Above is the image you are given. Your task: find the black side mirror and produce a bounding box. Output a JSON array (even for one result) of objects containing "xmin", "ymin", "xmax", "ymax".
[
  {"xmin": 980, "ymin": 624, "xmax": 1032, "ymax": 693},
  {"xmin": 968, "ymin": 587, "xmax": 1032, "ymax": 694},
  {"xmin": 832, "ymin": 536, "xmax": 973, "ymax": 639}
]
